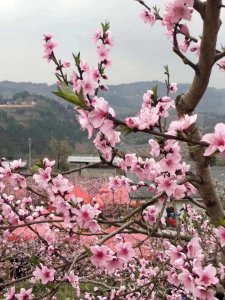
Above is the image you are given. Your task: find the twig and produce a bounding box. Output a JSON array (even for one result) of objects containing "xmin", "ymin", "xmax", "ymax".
[
  {"xmin": 80, "ymin": 279, "xmax": 115, "ymax": 290},
  {"xmin": 26, "ymin": 185, "xmax": 48, "ymax": 199},
  {"xmin": 215, "ymin": 50, "xmax": 225, "ymax": 62},
  {"xmin": 172, "ymin": 197, "xmax": 181, "ymax": 240},
  {"xmin": 57, "ymin": 162, "xmax": 103, "ymax": 176},
  {"xmin": 185, "ymin": 196, "xmax": 206, "ymax": 210},
  {"xmin": 151, "ymin": 196, "xmax": 167, "ymax": 235},
  {"xmin": 193, "ymin": 0, "xmax": 205, "ymax": 19},
  {"xmin": 21, "ymin": 162, "xmax": 103, "ymax": 177},
  {"xmin": 135, "ymin": 0, "xmax": 151, "ymax": 11},
  {"xmin": 173, "ymin": 23, "xmax": 199, "ymax": 74},
  {"xmin": 96, "ymin": 219, "xmax": 136, "ymax": 245}
]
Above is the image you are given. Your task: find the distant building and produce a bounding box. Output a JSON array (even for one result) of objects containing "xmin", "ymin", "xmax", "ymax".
[
  {"xmin": 67, "ymin": 156, "xmax": 225, "ymax": 211},
  {"xmin": 67, "ymin": 156, "xmax": 101, "ymax": 165},
  {"xmin": 67, "ymin": 155, "xmax": 122, "ymax": 178},
  {"xmin": 128, "ymin": 166, "xmax": 225, "ymax": 212}
]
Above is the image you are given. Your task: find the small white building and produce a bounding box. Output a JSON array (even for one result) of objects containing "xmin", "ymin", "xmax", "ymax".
[
  {"xmin": 67, "ymin": 155, "xmax": 122, "ymax": 178},
  {"xmin": 67, "ymin": 156, "xmax": 101, "ymax": 165}
]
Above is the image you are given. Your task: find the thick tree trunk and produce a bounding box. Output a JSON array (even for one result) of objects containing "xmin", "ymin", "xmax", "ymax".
[{"xmin": 176, "ymin": 0, "xmax": 225, "ymax": 223}]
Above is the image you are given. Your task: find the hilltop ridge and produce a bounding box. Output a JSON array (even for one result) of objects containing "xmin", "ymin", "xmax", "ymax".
[{"xmin": 0, "ymin": 80, "xmax": 225, "ymax": 158}]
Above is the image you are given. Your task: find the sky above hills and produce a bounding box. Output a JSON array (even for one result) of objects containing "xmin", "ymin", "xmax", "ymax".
[{"xmin": 1, "ymin": 0, "xmax": 225, "ymax": 88}]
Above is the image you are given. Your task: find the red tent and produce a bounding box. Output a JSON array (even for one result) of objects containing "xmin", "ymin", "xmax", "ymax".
[
  {"xmin": 69, "ymin": 185, "xmax": 92, "ymax": 203},
  {"xmin": 7, "ymin": 223, "xmax": 49, "ymax": 242}
]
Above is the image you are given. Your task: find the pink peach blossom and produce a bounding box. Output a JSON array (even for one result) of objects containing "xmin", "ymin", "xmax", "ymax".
[
  {"xmin": 33, "ymin": 264, "xmax": 55, "ymax": 284},
  {"xmin": 16, "ymin": 288, "xmax": 34, "ymax": 300},
  {"xmin": 194, "ymin": 264, "xmax": 218, "ymax": 287},
  {"xmin": 140, "ymin": 10, "xmax": 156, "ymax": 25},
  {"xmin": 90, "ymin": 245, "xmax": 112, "ymax": 268},
  {"xmin": 33, "ymin": 167, "xmax": 52, "ymax": 188},
  {"xmin": 202, "ymin": 123, "xmax": 225, "ymax": 156},
  {"xmin": 215, "ymin": 226, "xmax": 225, "ymax": 247}
]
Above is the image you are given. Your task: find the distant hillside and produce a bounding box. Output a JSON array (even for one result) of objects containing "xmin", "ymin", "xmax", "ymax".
[
  {"xmin": 0, "ymin": 91, "xmax": 85, "ymax": 158},
  {"xmin": 0, "ymin": 80, "xmax": 225, "ymax": 159},
  {"xmin": 104, "ymin": 81, "xmax": 225, "ymax": 116},
  {"xmin": 1, "ymin": 80, "xmax": 225, "ymax": 115},
  {"xmin": 0, "ymin": 81, "xmax": 56, "ymax": 99}
]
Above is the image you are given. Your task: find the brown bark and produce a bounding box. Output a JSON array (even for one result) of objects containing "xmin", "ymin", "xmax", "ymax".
[{"xmin": 176, "ymin": 0, "xmax": 225, "ymax": 223}]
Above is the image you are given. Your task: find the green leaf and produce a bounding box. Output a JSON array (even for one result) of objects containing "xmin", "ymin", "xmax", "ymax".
[
  {"xmin": 175, "ymin": 94, "xmax": 184, "ymax": 106},
  {"xmin": 183, "ymin": 57, "xmax": 188, "ymax": 65},
  {"xmin": 72, "ymin": 52, "xmax": 80, "ymax": 66},
  {"xmin": 29, "ymin": 165, "xmax": 40, "ymax": 174},
  {"xmin": 221, "ymin": 44, "xmax": 225, "ymax": 52},
  {"xmin": 153, "ymin": 5, "xmax": 160, "ymax": 15},
  {"xmin": 152, "ymin": 85, "xmax": 158, "ymax": 104},
  {"xmin": 164, "ymin": 65, "xmax": 169, "ymax": 75},
  {"xmin": 29, "ymin": 254, "xmax": 41, "ymax": 266},
  {"xmin": 55, "ymin": 73, "xmax": 62, "ymax": 83},
  {"xmin": 189, "ymin": 145, "xmax": 201, "ymax": 153},
  {"xmin": 53, "ymin": 83, "xmax": 85, "ymax": 107},
  {"xmin": 35, "ymin": 159, "xmax": 44, "ymax": 168},
  {"xmin": 101, "ymin": 21, "xmax": 110, "ymax": 33},
  {"xmin": 98, "ymin": 63, "xmax": 105, "ymax": 75},
  {"xmin": 68, "ymin": 201, "xmax": 78, "ymax": 208},
  {"xmin": 154, "ymin": 136, "xmax": 165, "ymax": 144},
  {"xmin": 117, "ymin": 125, "xmax": 133, "ymax": 136},
  {"xmin": 84, "ymin": 246, "xmax": 93, "ymax": 257},
  {"xmin": 215, "ymin": 217, "xmax": 225, "ymax": 228}
]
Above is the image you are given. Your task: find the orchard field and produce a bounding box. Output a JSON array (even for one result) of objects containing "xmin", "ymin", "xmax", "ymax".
[{"xmin": 1, "ymin": 0, "xmax": 225, "ymax": 299}]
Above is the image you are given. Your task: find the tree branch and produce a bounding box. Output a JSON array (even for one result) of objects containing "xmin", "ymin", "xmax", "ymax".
[
  {"xmin": 173, "ymin": 23, "xmax": 200, "ymax": 74},
  {"xmin": 215, "ymin": 50, "xmax": 225, "ymax": 62},
  {"xmin": 26, "ymin": 185, "xmax": 48, "ymax": 199},
  {"xmin": 176, "ymin": 0, "xmax": 225, "ymax": 223},
  {"xmin": 194, "ymin": 0, "xmax": 206, "ymax": 19},
  {"xmin": 21, "ymin": 162, "xmax": 103, "ymax": 177},
  {"xmin": 135, "ymin": 0, "xmax": 151, "ymax": 11},
  {"xmin": 185, "ymin": 196, "xmax": 206, "ymax": 209},
  {"xmin": 173, "ymin": 47, "xmax": 200, "ymax": 73},
  {"xmin": 110, "ymin": 115, "xmax": 209, "ymax": 147}
]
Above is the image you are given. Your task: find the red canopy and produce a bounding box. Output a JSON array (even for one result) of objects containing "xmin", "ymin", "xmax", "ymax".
[{"xmin": 7, "ymin": 223, "xmax": 49, "ymax": 242}]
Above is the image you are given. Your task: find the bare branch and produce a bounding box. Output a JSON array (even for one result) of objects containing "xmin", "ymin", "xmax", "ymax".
[
  {"xmin": 185, "ymin": 196, "xmax": 206, "ymax": 209},
  {"xmin": 80, "ymin": 279, "xmax": 115, "ymax": 290},
  {"xmin": 176, "ymin": 0, "xmax": 225, "ymax": 223},
  {"xmin": 173, "ymin": 23, "xmax": 200, "ymax": 74},
  {"xmin": 172, "ymin": 197, "xmax": 181, "ymax": 240},
  {"xmin": 135, "ymin": 0, "xmax": 151, "ymax": 11},
  {"xmin": 134, "ymin": 221, "xmax": 191, "ymax": 241},
  {"xmin": 96, "ymin": 219, "xmax": 136, "ymax": 245},
  {"xmin": 110, "ymin": 115, "xmax": 209, "ymax": 147},
  {"xmin": 194, "ymin": 0, "xmax": 206, "ymax": 19},
  {"xmin": 215, "ymin": 50, "xmax": 225, "ymax": 62},
  {"xmin": 173, "ymin": 47, "xmax": 200, "ymax": 73},
  {"xmin": 58, "ymin": 162, "xmax": 103, "ymax": 176},
  {"xmin": 151, "ymin": 196, "xmax": 167, "ymax": 234},
  {"xmin": 21, "ymin": 162, "xmax": 103, "ymax": 177},
  {"xmin": 26, "ymin": 185, "xmax": 48, "ymax": 199}
]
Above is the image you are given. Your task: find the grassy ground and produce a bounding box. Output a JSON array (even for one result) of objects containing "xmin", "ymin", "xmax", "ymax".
[
  {"xmin": 0, "ymin": 283, "xmax": 76, "ymax": 300},
  {"xmin": 0, "ymin": 281, "xmax": 97, "ymax": 299}
]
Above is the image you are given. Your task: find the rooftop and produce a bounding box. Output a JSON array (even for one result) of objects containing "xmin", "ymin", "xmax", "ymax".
[
  {"xmin": 128, "ymin": 166, "xmax": 225, "ymax": 199},
  {"xmin": 67, "ymin": 156, "xmax": 101, "ymax": 163}
]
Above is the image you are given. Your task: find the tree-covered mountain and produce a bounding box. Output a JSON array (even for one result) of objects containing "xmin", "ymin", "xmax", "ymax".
[
  {"xmin": 0, "ymin": 92, "xmax": 85, "ymax": 159},
  {"xmin": 0, "ymin": 80, "xmax": 225, "ymax": 159},
  {"xmin": 1, "ymin": 80, "xmax": 225, "ymax": 115},
  {"xmin": 103, "ymin": 81, "xmax": 225, "ymax": 116},
  {"xmin": 0, "ymin": 81, "xmax": 56, "ymax": 99}
]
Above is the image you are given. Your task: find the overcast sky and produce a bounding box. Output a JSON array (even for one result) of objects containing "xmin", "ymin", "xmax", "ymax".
[{"xmin": 0, "ymin": 0, "xmax": 225, "ymax": 88}]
